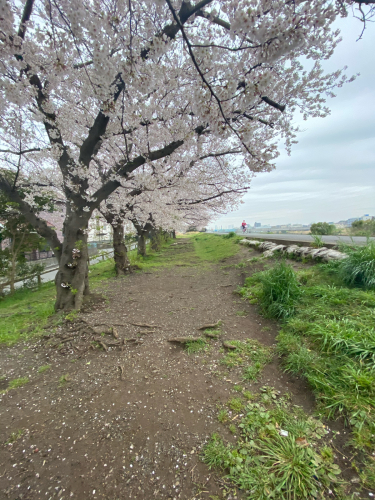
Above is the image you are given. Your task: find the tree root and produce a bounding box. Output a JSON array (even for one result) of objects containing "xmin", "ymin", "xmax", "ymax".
[
  {"xmin": 222, "ymin": 341, "xmax": 237, "ymax": 350},
  {"xmin": 131, "ymin": 322, "xmax": 159, "ymax": 328},
  {"xmin": 168, "ymin": 337, "xmax": 198, "ymax": 344},
  {"xmin": 198, "ymin": 321, "xmax": 221, "ymax": 330},
  {"xmin": 205, "ymin": 332, "xmax": 219, "ymax": 339}
]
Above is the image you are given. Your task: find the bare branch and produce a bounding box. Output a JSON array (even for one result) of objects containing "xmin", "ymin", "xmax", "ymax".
[{"xmin": 0, "ymin": 147, "xmax": 43, "ymax": 155}]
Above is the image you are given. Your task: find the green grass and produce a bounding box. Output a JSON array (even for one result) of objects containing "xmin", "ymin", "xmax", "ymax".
[
  {"xmin": 236, "ymin": 310, "xmax": 247, "ymax": 317},
  {"xmin": 204, "ymin": 328, "xmax": 221, "ymax": 338},
  {"xmin": 203, "ymin": 396, "xmax": 345, "ymax": 500},
  {"xmin": 59, "ymin": 374, "xmax": 69, "ymax": 386},
  {"xmin": 192, "ymin": 233, "xmax": 241, "ymax": 262}
]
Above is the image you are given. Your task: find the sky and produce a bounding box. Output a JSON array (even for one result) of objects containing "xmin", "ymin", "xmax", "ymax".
[{"xmin": 212, "ymin": 14, "xmax": 375, "ymax": 228}]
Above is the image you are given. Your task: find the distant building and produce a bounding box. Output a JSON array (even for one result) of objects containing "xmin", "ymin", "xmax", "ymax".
[{"xmin": 254, "ymin": 222, "xmax": 261, "ymax": 228}]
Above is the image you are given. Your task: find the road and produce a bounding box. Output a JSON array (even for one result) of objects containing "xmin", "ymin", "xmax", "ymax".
[{"xmin": 208, "ymin": 232, "xmax": 374, "ymax": 246}]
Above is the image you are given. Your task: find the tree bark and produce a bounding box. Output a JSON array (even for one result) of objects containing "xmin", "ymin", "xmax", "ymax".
[
  {"xmin": 172, "ymin": 230, "xmax": 176, "ymax": 239},
  {"xmin": 54, "ymin": 211, "xmax": 90, "ymax": 311},
  {"xmin": 137, "ymin": 233, "xmax": 147, "ymax": 257},
  {"xmin": 112, "ymin": 224, "xmax": 130, "ymax": 275},
  {"xmin": 150, "ymin": 228, "xmax": 160, "ymax": 252}
]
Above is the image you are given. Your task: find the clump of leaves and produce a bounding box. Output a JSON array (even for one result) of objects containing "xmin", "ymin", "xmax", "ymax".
[{"xmin": 311, "ymin": 234, "xmax": 324, "ymax": 248}]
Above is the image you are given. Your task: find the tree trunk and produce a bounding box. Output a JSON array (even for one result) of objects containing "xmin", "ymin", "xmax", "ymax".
[
  {"xmin": 172, "ymin": 230, "xmax": 176, "ymax": 239},
  {"xmin": 54, "ymin": 212, "xmax": 90, "ymax": 311},
  {"xmin": 112, "ymin": 224, "xmax": 130, "ymax": 275},
  {"xmin": 150, "ymin": 228, "xmax": 158, "ymax": 252},
  {"xmin": 138, "ymin": 233, "xmax": 147, "ymax": 257}
]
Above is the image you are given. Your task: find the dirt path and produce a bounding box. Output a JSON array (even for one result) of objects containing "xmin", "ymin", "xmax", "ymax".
[{"xmin": 0, "ymin": 239, "xmax": 321, "ymax": 500}]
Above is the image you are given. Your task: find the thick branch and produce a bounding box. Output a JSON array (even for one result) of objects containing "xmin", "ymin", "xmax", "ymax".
[{"xmin": 92, "ymin": 139, "xmax": 184, "ymax": 207}]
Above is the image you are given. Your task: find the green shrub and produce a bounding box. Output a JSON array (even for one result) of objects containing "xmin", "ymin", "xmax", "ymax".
[
  {"xmin": 257, "ymin": 261, "xmax": 301, "ymax": 319},
  {"xmin": 310, "ymin": 222, "xmax": 336, "ymax": 235}
]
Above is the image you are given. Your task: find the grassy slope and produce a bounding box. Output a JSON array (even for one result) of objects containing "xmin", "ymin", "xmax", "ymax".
[
  {"xmin": 192, "ymin": 233, "xmax": 241, "ymax": 262},
  {"xmin": 237, "ymin": 258, "xmax": 375, "ymax": 493}
]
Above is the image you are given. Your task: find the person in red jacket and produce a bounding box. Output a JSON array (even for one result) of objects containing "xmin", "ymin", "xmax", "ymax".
[{"xmin": 241, "ymin": 220, "xmax": 247, "ymax": 233}]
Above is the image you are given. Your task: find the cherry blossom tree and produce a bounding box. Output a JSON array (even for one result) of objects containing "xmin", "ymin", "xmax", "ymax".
[{"xmin": 0, "ymin": 0, "xmax": 359, "ymax": 310}]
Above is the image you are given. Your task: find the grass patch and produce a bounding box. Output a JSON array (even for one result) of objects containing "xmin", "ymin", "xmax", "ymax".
[
  {"xmin": 221, "ymin": 339, "xmax": 273, "ymax": 381},
  {"xmin": 0, "ymin": 282, "xmax": 56, "ymax": 345},
  {"xmin": 8, "ymin": 377, "xmax": 29, "ymax": 389},
  {"xmin": 236, "ymin": 310, "xmax": 247, "ymax": 317},
  {"xmin": 218, "ymin": 409, "xmax": 229, "ymax": 423},
  {"xmin": 38, "ymin": 365, "xmax": 51, "ymax": 373},
  {"xmin": 59, "ymin": 374, "xmax": 70, "ymax": 386},
  {"xmin": 203, "ymin": 396, "xmax": 345, "ymax": 500},
  {"xmin": 184, "ymin": 338, "xmax": 208, "ymax": 355},
  {"xmin": 204, "ymin": 328, "xmax": 221, "ymax": 338},
  {"xmin": 192, "ymin": 233, "xmax": 240, "ymax": 262}
]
